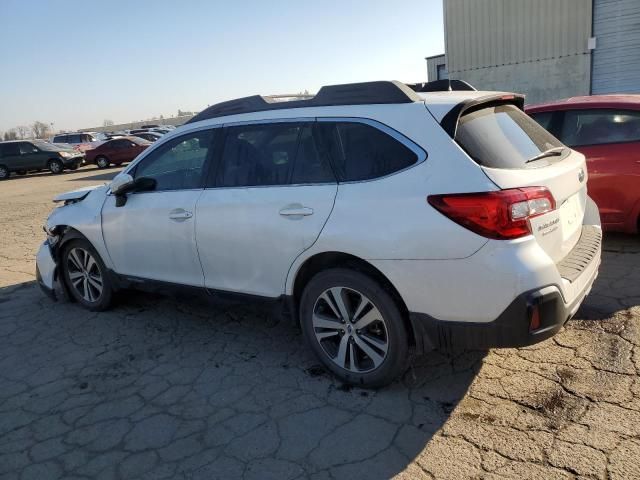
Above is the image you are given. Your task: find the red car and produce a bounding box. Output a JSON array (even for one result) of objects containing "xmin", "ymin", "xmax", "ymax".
[
  {"xmin": 85, "ymin": 136, "xmax": 150, "ymax": 169},
  {"xmin": 527, "ymin": 95, "xmax": 640, "ymax": 234}
]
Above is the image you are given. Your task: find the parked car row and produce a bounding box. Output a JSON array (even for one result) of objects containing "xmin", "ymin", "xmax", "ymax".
[{"xmin": 0, "ymin": 126, "xmax": 175, "ymax": 178}]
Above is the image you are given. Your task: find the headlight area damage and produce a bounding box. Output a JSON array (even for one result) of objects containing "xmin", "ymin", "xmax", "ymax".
[
  {"xmin": 36, "ymin": 225, "xmax": 67, "ymax": 301},
  {"xmin": 36, "ymin": 184, "xmax": 107, "ymax": 300}
]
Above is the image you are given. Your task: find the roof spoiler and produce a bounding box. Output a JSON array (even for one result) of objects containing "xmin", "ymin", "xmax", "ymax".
[
  {"xmin": 406, "ymin": 79, "xmax": 477, "ymax": 92},
  {"xmin": 440, "ymin": 93, "xmax": 526, "ymax": 138}
]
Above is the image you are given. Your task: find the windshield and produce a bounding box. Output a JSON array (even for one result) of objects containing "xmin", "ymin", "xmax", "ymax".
[
  {"xmin": 455, "ymin": 104, "xmax": 563, "ymax": 169},
  {"xmin": 33, "ymin": 140, "xmax": 68, "ymax": 152}
]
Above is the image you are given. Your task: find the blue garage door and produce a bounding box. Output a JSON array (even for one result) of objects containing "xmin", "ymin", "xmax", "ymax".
[{"xmin": 592, "ymin": 0, "xmax": 640, "ymax": 94}]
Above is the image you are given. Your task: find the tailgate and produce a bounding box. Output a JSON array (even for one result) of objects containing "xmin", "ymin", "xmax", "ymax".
[
  {"xmin": 451, "ymin": 101, "xmax": 589, "ymax": 263},
  {"xmin": 482, "ymin": 151, "xmax": 588, "ymax": 262}
]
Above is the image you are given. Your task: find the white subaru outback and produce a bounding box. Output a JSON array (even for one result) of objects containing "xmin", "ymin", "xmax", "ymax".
[{"xmin": 36, "ymin": 80, "xmax": 602, "ymax": 387}]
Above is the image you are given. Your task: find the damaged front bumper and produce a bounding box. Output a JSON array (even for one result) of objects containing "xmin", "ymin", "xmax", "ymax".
[{"xmin": 35, "ymin": 240, "xmax": 59, "ymax": 300}]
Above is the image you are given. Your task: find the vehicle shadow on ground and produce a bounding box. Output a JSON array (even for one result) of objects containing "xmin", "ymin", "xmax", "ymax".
[{"xmin": 0, "ymin": 280, "xmax": 482, "ymax": 478}]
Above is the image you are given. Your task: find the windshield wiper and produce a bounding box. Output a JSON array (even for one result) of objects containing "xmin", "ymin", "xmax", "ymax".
[{"xmin": 525, "ymin": 147, "xmax": 566, "ymax": 164}]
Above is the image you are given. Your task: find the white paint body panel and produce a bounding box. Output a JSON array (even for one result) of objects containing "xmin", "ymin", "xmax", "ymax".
[
  {"xmin": 52, "ymin": 185, "xmax": 104, "ymax": 203},
  {"xmin": 101, "ymin": 191, "xmax": 204, "ymax": 286},
  {"xmin": 196, "ymin": 184, "xmax": 337, "ymax": 296}
]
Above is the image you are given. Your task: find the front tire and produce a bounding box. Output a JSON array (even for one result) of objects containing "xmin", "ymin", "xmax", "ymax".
[
  {"xmin": 95, "ymin": 156, "xmax": 110, "ymax": 169},
  {"xmin": 0, "ymin": 165, "xmax": 9, "ymax": 180},
  {"xmin": 61, "ymin": 239, "xmax": 113, "ymax": 311},
  {"xmin": 48, "ymin": 159, "xmax": 64, "ymax": 174},
  {"xmin": 300, "ymin": 269, "xmax": 408, "ymax": 388}
]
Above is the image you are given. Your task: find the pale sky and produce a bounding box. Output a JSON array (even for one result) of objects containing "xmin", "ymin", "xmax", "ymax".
[{"xmin": 0, "ymin": 0, "xmax": 445, "ymax": 132}]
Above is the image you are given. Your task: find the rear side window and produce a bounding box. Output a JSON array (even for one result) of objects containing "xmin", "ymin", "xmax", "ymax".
[
  {"xmin": 53, "ymin": 135, "xmax": 67, "ymax": 143},
  {"xmin": 455, "ymin": 104, "xmax": 562, "ymax": 169},
  {"xmin": 215, "ymin": 123, "xmax": 334, "ymax": 187},
  {"xmin": 559, "ymin": 109, "xmax": 640, "ymax": 147},
  {"xmin": 316, "ymin": 121, "xmax": 419, "ymax": 182},
  {"xmin": 1, "ymin": 143, "xmax": 20, "ymax": 156}
]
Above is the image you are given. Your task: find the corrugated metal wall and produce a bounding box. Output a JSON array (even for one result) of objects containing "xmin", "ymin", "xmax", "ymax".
[
  {"xmin": 592, "ymin": 0, "xmax": 640, "ymax": 94},
  {"xmin": 426, "ymin": 54, "xmax": 446, "ymax": 81},
  {"xmin": 444, "ymin": 0, "xmax": 592, "ymax": 74}
]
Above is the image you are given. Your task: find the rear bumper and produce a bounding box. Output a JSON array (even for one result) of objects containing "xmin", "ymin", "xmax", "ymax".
[{"xmin": 409, "ymin": 225, "xmax": 601, "ymax": 352}]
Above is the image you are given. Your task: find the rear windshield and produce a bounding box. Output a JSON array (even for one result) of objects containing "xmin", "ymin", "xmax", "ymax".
[{"xmin": 455, "ymin": 104, "xmax": 563, "ymax": 169}]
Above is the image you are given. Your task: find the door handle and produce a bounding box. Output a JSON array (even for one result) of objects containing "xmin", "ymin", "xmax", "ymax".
[
  {"xmin": 169, "ymin": 209, "xmax": 193, "ymax": 221},
  {"xmin": 279, "ymin": 206, "xmax": 314, "ymax": 217}
]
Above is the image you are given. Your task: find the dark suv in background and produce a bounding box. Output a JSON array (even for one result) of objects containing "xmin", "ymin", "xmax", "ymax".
[{"xmin": 0, "ymin": 140, "xmax": 84, "ymax": 179}]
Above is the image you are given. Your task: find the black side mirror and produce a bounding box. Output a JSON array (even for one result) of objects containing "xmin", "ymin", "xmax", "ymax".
[{"xmin": 115, "ymin": 177, "xmax": 157, "ymax": 207}]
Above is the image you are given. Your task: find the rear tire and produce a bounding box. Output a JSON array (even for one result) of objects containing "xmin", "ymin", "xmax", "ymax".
[
  {"xmin": 299, "ymin": 268, "xmax": 408, "ymax": 388},
  {"xmin": 48, "ymin": 159, "xmax": 64, "ymax": 174},
  {"xmin": 0, "ymin": 165, "xmax": 10, "ymax": 180},
  {"xmin": 95, "ymin": 156, "xmax": 110, "ymax": 169},
  {"xmin": 61, "ymin": 239, "xmax": 113, "ymax": 311}
]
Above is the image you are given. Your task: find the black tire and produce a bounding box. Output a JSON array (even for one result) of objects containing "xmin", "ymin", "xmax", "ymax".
[
  {"xmin": 0, "ymin": 165, "xmax": 9, "ymax": 180},
  {"xmin": 61, "ymin": 238, "xmax": 113, "ymax": 311},
  {"xmin": 48, "ymin": 159, "xmax": 64, "ymax": 174},
  {"xmin": 95, "ymin": 156, "xmax": 110, "ymax": 169},
  {"xmin": 299, "ymin": 268, "xmax": 408, "ymax": 388}
]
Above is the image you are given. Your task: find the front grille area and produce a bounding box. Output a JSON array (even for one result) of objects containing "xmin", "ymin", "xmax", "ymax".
[{"xmin": 557, "ymin": 225, "xmax": 602, "ymax": 282}]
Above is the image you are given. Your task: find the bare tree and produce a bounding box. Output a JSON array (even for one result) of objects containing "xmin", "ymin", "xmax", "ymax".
[
  {"xmin": 31, "ymin": 121, "xmax": 50, "ymax": 139},
  {"xmin": 4, "ymin": 129, "xmax": 18, "ymax": 141},
  {"xmin": 15, "ymin": 125, "xmax": 31, "ymax": 139},
  {"xmin": 103, "ymin": 119, "xmax": 114, "ymax": 127}
]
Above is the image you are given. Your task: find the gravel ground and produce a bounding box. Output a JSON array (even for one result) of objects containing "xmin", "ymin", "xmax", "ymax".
[{"xmin": 1, "ymin": 167, "xmax": 639, "ymax": 480}]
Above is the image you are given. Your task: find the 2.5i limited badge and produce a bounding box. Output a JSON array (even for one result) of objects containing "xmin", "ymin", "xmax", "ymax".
[{"xmin": 537, "ymin": 217, "xmax": 560, "ymax": 235}]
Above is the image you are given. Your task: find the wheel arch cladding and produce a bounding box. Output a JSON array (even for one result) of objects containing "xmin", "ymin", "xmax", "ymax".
[{"xmin": 291, "ymin": 251, "xmax": 415, "ymax": 346}]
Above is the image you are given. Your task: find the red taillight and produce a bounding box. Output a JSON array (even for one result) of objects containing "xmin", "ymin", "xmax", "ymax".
[{"xmin": 428, "ymin": 187, "xmax": 556, "ymax": 240}]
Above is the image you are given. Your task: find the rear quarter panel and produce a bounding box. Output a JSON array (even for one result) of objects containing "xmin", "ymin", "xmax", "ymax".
[{"xmin": 285, "ymin": 102, "xmax": 498, "ymax": 295}]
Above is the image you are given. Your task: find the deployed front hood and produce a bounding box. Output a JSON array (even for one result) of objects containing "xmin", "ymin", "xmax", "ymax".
[{"xmin": 52, "ymin": 185, "xmax": 106, "ymax": 203}]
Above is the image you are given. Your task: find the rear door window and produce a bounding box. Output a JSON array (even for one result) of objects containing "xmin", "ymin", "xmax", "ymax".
[
  {"xmin": 214, "ymin": 123, "xmax": 336, "ymax": 187},
  {"xmin": 316, "ymin": 121, "xmax": 419, "ymax": 182},
  {"xmin": 558, "ymin": 109, "xmax": 640, "ymax": 147},
  {"xmin": 455, "ymin": 104, "xmax": 563, "ymax": 169}
]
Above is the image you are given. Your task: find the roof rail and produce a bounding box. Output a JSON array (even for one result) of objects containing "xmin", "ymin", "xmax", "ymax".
[
  {"xmin": 406, "ymin": 79, "xmax": 477, "ymax": 93},
  {"xmin": 186, "ymin": 80, "xmax": 421, "ymax": 124}
]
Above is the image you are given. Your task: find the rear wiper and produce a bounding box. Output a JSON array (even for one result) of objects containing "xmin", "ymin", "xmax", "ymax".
[{"xmin": 525, "ymin": 147, "xmax": 566, "ymax": 164}]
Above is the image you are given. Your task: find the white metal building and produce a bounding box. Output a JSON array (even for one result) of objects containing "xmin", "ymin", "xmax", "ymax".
[{"xmin": 427, "ymin": 0, "xmax": 640, "ymax": 104}]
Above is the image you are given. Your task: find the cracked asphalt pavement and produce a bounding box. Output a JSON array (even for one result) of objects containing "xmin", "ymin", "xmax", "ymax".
[{"xmin": 1, "ymin": 168, "xmax": 639, "ymax": 479}]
